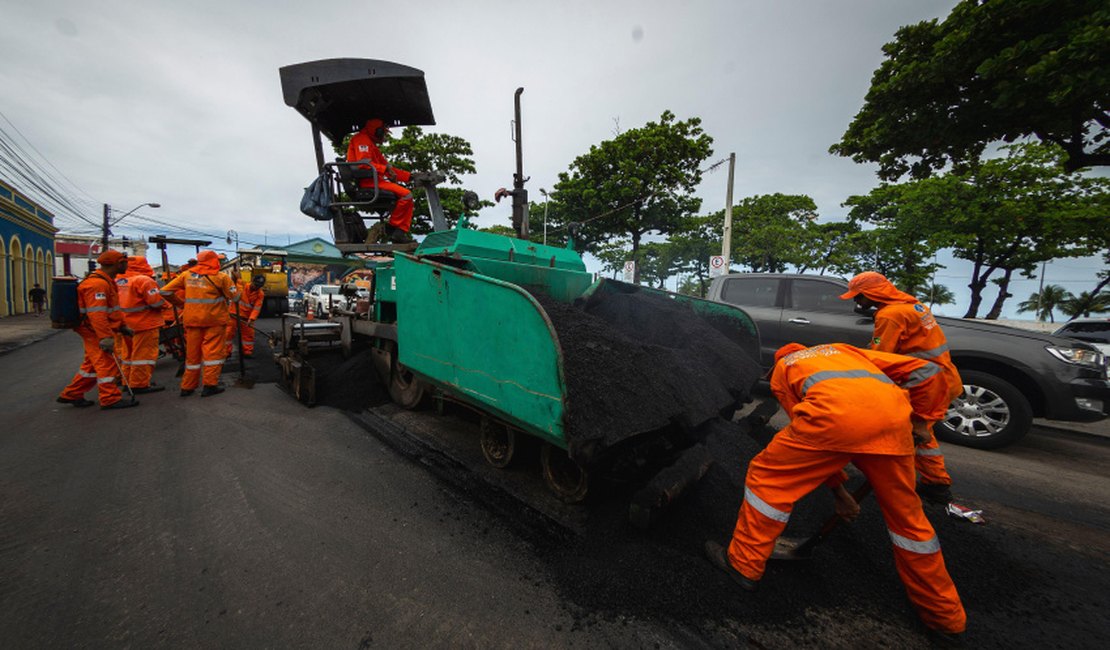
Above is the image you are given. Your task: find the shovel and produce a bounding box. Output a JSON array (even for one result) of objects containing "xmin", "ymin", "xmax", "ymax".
[
  {"xmin": 771, "ymin": 480, "xmax": 873, "ymax": 560},
  {"xmin": 111, "ymin": 353, "xmax": 136, "ymax": 401}
]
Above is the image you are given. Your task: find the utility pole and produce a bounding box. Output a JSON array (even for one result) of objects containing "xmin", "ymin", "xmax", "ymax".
[
  {"xmin": 102, "ymin": 203, "xmax": 112, "ymax": 250},
  {"xmin": 720, "ymin": 153, "xmax": 736, "ymax": 264},
  {"xmin": 1036, "ymin": 259, "xmax": 1048, "ymax": 319}
]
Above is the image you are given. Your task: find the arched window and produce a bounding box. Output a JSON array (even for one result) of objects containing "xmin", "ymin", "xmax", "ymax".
[
  {"xmin": 10, "ymin": 236, "xmax": 24, "ymax": 314},
  {"xmin": 0, "ymin": 237, "xmax": 8, "ymax": 317}
]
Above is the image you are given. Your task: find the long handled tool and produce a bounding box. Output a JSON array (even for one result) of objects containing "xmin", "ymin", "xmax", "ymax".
[
  {"xmin": 771, "ymin": 480, "xmax": 873, "ymax": 560},
  {"xmin": 111, "ymin": 352, "xmax": 136, "ymax": 401}
]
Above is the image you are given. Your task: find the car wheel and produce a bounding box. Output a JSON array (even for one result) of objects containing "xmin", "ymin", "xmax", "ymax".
[{"xmin": 936, "ymin": 369, "xmax": 1033, "ymax": 450}]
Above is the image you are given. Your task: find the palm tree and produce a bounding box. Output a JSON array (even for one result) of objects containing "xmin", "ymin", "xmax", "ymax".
[
  {"xmin": 1016, "ymin": 284, "xmax": 1072, "ymax": 322},
  {"xmin": 917, "ymin": 283, "xmax": 955, "ymax": 308},
  {"xmin": 1059, "ymin": 291, "xmax": 1110, "ymax": 321}
]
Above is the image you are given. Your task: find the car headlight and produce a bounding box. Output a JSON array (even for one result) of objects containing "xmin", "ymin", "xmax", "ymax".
[{"xmin": 1046, "ymin": 345, "xmax": 1105, "ymax": 370}]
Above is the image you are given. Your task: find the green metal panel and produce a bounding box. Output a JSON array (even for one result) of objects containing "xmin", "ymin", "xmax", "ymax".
[
  {"xmin": 417, "ymin": 228, "xmax": 586, "ymax": 272},
  {"xmin": 465, "ymin": 258, "xmax": 593, "ymax": 303},
  {"xmin": 392, "ymin": 253, "xmax": 568, "ymax": 446}
]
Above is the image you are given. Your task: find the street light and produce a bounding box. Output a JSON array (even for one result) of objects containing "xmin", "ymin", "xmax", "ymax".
[
  {"xmin": 103, "ymin": 202, "xmax": 160, "ymax": 248},
  {"xmin": 226, "ymin": 230, "xmax": 239, "ymax": 270},
  {"xmin": 539, "ymin": 188, "xmax": 549, "ymax": 246}
]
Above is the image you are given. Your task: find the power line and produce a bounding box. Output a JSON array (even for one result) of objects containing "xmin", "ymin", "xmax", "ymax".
[{"xmin": 0, "ymin": 116, "xmax": 101, "ymax": 228}]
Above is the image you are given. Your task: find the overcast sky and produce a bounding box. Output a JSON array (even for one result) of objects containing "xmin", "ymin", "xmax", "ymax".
[{"xmin": 0, "ymin": 0, "xmax": 1102, "ymax": 318}]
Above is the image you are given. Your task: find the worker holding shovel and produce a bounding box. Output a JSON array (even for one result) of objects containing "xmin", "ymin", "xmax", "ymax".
[{"xmin": 705, "ymin": 342, "xmax": 966, "ymax": 645}]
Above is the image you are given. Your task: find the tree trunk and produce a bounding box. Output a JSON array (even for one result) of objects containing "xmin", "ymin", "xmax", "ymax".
[
  {"xmin": 984, "ymin": 268, "xmax": 1015, "ymax": 320},
  {"xmin": 962, "ymin": 240, "xmax": 987, "ymax": 318}
]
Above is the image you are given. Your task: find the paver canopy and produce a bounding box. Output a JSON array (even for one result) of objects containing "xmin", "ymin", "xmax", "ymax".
[{"xmin": 279, "ymin": 58, "xmax": 436, "ymax": 143}]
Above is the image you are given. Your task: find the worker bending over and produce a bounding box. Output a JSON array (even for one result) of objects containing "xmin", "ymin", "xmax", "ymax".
[
  {"xmin": 56, "ymin": 250, "xmax": 138, "ymax": 410},
  {"xmin": 226, "ymin": 274, "xmax": 266, "ymax": 357},
  {"xmin": 116, "ymin": 256, "xmax": 168, "ymax": 393},
  {"xmin": 161, "ymin": 250, "xmax": 237, "ymax": 397},
  {"xmin": 346, "ymin": 117, "xmax": 414, "ymax": 244},
  {"xmin": 706, "ymin": 343, "xmax": 965, "ymax": 644},
  {"xmin": 841, "ymin": 272, "xmax": 962, "ymax": 505}
]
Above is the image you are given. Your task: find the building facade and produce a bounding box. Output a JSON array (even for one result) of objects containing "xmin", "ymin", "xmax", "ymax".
[{"xmin": 0, "ymin": 179, "xmax": 58, "ymax": 317}]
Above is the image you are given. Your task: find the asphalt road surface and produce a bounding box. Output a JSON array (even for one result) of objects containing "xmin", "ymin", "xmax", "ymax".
[{"xmin": 2, "ymin": 324, "xmax": 1108, "ymax": 648}]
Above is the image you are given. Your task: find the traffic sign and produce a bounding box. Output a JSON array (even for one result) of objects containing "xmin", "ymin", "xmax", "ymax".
[{"xmin": 709, "ymin": 255, "xmax": 726, "ymax": 278}]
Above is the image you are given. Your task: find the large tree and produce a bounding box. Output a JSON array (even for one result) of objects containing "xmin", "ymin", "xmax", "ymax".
[
  {"xmin": 842, "ymin": 182, "xmax": 947, "ymax": 294},
  {"xmin": 832, "ymin": 0, "xmax": 1110, "ymax": 180},
  {"xmin": 547, "ymin": 111, "xmax": 713, "ymax": 283},
  {"xmin": 336, "ymin": 126, "xmax": 491, "ymax": 234},
  {"xmin": 728, "ymin": 194, "xmax": 818, "ymax": 273},
  {"xmin": 935, "ymin": 144, "xmax": 1108, "ymax": 318}
]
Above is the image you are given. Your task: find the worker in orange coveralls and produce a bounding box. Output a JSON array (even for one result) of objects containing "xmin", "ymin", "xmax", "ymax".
[
  {"xmin": 56, "ymin": 250, "xmax": 139, "ymax": 410},
  {"xmin": 841, "ymin": 271, "xmax": 962, "ymax": 505},
  {"xmin": 346, "ymin": 117, "xmax": 414, "ymax": 243},
  {"xmin": 160, "ymin": 250, "xmax": 237, "ymax": 397},
  {"xmin": 116, "ymin": 256, "xmax": 168, "ymax": 393},
  {"xmin": 705, "ymin": 343, "xmax": 966, "ymax": 645},
  {"xmin": 225, "ymin": 274, "xmax": 266, "ymax": 357}
]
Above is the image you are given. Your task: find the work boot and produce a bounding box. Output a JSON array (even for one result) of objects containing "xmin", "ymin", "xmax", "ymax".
[
  {"xmin": 926, "ymin": 627, "xmax": 966, "ymax": 647},
  {"xmin": 132, "ymin": 383, "xmax": 166, "ymax": 394},
  {"xmin": 385, "ymin": 225, "xmax": 414, "ymax": 244},
  {"xmin": 56, "ymin": 396, "xmax": 95, "ymax": 408},
  {"xmin": 101, "ymin": 398, "xmax": 139, "ymax": 410},
  {"xmin": 180, "ymin": 389, "xmax": 195, "ymax": 397},
  {"xmin": 201, "ymin": 384, "xmax": 226, "ymax": 397},
  {"xmin": 704, "ymin": 541, "xmax": 757, "ymax": 592},
  {"xmin": 917, "ymin": 482, "xmax": 954, "ymax": 506}
]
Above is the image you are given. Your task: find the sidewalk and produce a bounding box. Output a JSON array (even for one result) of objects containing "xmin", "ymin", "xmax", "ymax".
[{"xmin": 0, "ymin": 312, "xmax": 65, "ymax": 356}]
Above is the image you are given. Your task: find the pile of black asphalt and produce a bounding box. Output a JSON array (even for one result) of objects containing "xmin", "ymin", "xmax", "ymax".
[{"xmin": 533, "ymin": 290, "xmax": 762, "ymax": 465}]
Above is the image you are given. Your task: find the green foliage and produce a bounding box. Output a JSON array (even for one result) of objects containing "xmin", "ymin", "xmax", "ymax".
[
  {"xmin": 845, "ymin": 143, "xmax": 1109, "ymax": 317},
  {"xmin": 666, "ymin": 214, "xmax": 723, "ymax": 297},
  {"xmin": 842, "ymin": 182, "xmax": 947, "ymax": 294},
  {"xmin": 1060, "ymin": 290, "xmax": 1110, "ymax": 320},
  {"xmin": 547, "ymin": 111, "xmax": 713, "ymax": 282},
  {"xmin": 727, "ymin": 194, "xmax": 818, "ymax": 273},
  {"xmin": 918, "ymin": 283, "xmax": 955, "ymax": 308},
  {"xmin": 1018, "ymin": 284, "xmax": 1073, "ymax": 322},
  {"xmin": 335, "ymin": 126, "xmax": 491, "ymax": 234},
  {"xmin": 832, "ymin": 0, "xmax": 1110, "ymax": 179}
]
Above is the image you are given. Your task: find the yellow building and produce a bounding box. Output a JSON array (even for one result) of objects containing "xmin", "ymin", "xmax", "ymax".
[{"xmin": 0, "ymin": 179, "xmax": 58, "ymax": 316}]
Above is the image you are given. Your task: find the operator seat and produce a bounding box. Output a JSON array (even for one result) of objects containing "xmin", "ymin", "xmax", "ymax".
[{"xmin": 329, "ymin": 159, "xmax": 399, "ymax": 244}]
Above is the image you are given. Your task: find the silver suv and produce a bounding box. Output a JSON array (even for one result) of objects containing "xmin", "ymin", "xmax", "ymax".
[{"xmin": 708, "ymin": 273, "xmax": 1109, "ymax": 449}]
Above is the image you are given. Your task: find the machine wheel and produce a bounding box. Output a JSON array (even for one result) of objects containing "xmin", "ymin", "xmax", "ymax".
[
  {"xmin": 541, "ymin": 443, "xmax": 589, "ymax": 504},
  {"xmin": 388, "ymin": 349, "xmax": 425, "ymax": 410},
  {"xmin": 936, "ymin": 370, "xmax": 1033, "ymax": 450},
  {"xmin": 480, "ymin": 418, "xmax": 517, "ymax": 469}
]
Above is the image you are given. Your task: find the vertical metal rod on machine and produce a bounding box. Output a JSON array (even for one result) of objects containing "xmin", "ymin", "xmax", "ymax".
[{"xmin": 512, "ymin": 87, "xmax": 529, "ymax": 240}]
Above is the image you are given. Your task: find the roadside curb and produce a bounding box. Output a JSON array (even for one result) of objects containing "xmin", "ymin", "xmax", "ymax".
[
  {"xmin": 0, "ymin": 328, "xmax": 65, "ymax": 357},
  {"xmin": 1032, "ymin": 419, "xmax": 1110, "ymax": 442}
]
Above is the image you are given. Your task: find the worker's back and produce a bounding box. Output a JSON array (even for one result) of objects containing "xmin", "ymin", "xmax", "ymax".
[{"xmin": 771, "ymin": 343, "xmax": 914, "ymax": 456}]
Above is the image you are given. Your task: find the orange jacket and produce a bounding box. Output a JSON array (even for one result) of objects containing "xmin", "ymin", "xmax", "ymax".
[
  {"xmin": 76, "ymin": 270, "xmax": 123, "ymax": 340},
  {"xmin": 117, "ymin": 257, "xmax": 166, "ymax": 332},
  {"xmin": 161, "ymin": 252, "xmax": 238, "ymax": 327},
  {"xmin": 867, "ymin": 299, "xmax": 963, "ymax": 403},
  {"xmin": 771, "ymin": 343, "xmax": 950, "ymax": 456},
  {"xmin": 346, "ymin": 118, "xmax": 411, "ymax": 185},
  {"xmin": 230, "ymin": 280, "xmax": 265, "ymax": 321}
]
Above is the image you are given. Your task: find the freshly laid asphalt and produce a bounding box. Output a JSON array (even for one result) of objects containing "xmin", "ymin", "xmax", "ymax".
[{"xmin": 1, "ymin": 317, "xmax": 1108, "ymax": 648}]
